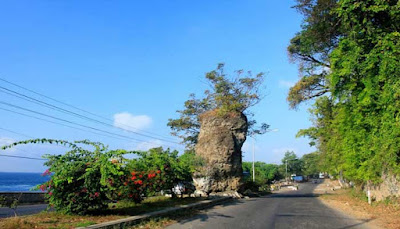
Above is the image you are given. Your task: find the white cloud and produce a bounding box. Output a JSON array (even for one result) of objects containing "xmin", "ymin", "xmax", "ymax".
[
  {"xmin": 278, "ymin": 80, "xmax": 296, "ymax": 88},
  {"xmin": 113, "ymin": 112, "xmax": 152, "ymax": 131},
  {"xmin": 135, "ymin": 140, "xmax": 163, "ymax": 151}
]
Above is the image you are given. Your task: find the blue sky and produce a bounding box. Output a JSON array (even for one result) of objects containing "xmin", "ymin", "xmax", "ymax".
[{"xmin": 0, "ymin": 0, "xmax": 315, "ymax": 172}]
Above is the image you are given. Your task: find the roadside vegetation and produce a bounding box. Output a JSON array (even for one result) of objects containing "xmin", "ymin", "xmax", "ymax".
[
  {"xmin": 0, "ymin": 196, "xmax": 203, "ymax": 229},
  {"xmin": 288, "ymin": 0, "xmax": 400, "ymax": 190},
  {"xmin": 1, "ymin": 139, "xmax": 202, "ymax": 213},
  {"xmin": 317, "ymin": 180, "xmax": 400, "ymax": 229},
  {"xmin": 241, "ymin": 151, "xmax": 322, "ymax": 192}
]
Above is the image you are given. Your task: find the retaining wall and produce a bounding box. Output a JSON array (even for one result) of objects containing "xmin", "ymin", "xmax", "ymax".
[{"xmin": 0, "ymin": 192, "xmax": 46, "ymax": 204}]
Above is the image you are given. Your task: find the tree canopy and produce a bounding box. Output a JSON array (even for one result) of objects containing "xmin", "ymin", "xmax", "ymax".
[
  {"xmin": 290, "ymin": 0, "xmax": 400, "ymax": 184},
  {"xmin": 280, "ymin": 151, "xmax": 303, "ymax": 177},
  {"xmin": 168, "ymin": 63, "xmax": 269, "ymax": 149},
  {"xmin": 242, "ymin": 162, "xmax": 282, "ymax": 185}
]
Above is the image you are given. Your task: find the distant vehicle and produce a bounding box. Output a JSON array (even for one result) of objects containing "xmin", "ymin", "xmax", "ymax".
[
  {"xmin": 293, "ymin": 175, "xmax": 304, "ymax": 182},
  {"xmin": 319, "ymin": 172, "xmax": 325, "ymax": 179},
  {"xmin": 172, "ymin": 182, "xmax": 195, "ymax": 195}
]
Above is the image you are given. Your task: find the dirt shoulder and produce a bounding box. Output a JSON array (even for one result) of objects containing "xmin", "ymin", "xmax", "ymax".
[
  {"xmin": 0, "ymin": 196, "xmax": 204, "ymax": 229},
  {"xmin": 314, "ymin": 179, "xmax": 400, "ymax": 229}
]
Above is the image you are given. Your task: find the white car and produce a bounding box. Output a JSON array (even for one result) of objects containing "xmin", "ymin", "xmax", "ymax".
[{"xmin": 172, "ymin": 182, "xmax": 195, "ymax": 195}]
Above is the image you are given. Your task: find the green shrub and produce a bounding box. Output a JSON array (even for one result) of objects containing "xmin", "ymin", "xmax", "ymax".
[{"xmin": 2, "ymin": 139, "xmax": 202, "ymax": 215}]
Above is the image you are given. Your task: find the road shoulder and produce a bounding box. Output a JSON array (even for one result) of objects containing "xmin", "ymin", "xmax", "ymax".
[{"xmin": 314, "ymin": 179, "xmax": 399, "ymax": 229}]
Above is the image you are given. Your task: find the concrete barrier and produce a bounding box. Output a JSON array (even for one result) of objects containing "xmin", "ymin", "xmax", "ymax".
[{"xmin": 0, "ymin": 192, "xmax": 46, "ymax": 204}]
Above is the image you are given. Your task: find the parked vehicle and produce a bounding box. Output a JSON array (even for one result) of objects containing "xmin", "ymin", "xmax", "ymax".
[
  {"xmin": 172, "ymin": 182, "xmax": 195, "ymax": 195},
  {"xmin": 293, "ymin": 175, "xmax": 304, "ymax": 182}
]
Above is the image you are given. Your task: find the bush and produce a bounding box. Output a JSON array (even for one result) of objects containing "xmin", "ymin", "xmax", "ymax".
[
  {"xmin": 38, "ymin": 140, "xmax": 131, "ymax": 214},
  {"xmin": 2, "ymin": 139, "xmax": 202, "ymax": 215},
  {"xmin": 126, "ymin": 148, "xmax": 203, "ymax": 195}
]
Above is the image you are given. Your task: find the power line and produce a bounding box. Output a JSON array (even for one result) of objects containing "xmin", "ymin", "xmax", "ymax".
[
  {"xmin": 0, "ymin": 154, "xmax": 46, "ymax": 161},
  {"xmin": 0, "ymin": 108, "xmax": 134, "ymax": 142},
  {"xmin": 0, "ymin": 127, "xmax": 34, "ymax": 138},
  {"xmin": 0, "ymin": 86, "xmax": 180, "ymax": 144},
  {"xmin": 0, "ymin": 101, "xmax": 183, "ymax": 149},
  {"xmin": 0, "ymin": 101, "xmax": 146, "ymax": 142},
  {"xmin": 0, "ymin": 77, "xmax": 179, "ymax": 142}
]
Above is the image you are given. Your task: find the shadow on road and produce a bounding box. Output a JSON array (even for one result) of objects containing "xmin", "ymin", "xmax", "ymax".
[{"xmin": 170, "ymin": 182, "xmax": 376, "ymax": 229}]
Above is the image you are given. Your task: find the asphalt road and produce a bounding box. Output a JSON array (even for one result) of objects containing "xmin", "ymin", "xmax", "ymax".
[
  {"xmin": 167, "ymin": 183, "xmax": 372, "ymax": 229},
  {"xmin": 0, "ymin": 204, "xmax": 48, "ymax": 218}
]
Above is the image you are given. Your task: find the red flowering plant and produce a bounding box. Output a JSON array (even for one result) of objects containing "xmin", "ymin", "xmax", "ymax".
[
  {"xmin": 125, "ymin": 148, "xmax": 202, "ymax": 197},
  {"xmin": 117, "ymin": 170, "xmax": 164, "ymax": 203}
]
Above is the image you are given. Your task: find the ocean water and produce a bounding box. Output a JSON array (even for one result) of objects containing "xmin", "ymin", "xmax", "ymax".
[{"xmin": 0, "ymin": 172, "xmax": 49, "ymax": 191}]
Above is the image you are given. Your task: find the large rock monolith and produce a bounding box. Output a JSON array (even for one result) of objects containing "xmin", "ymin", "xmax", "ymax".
[{"xmin": 193, "ymin": 110, "xmax": 248, "ymax": 196}]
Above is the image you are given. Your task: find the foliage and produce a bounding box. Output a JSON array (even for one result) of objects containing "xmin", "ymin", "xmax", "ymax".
[
  {"xmin": 2, "ymin": 139, "xmax": 202, "ymax": 215},
  {"xmin": 289, "ymin": 0, "xmax": 400, "ymax": 185},
  {"xmin": 287, "ymin": 0, "xmax": 340, "ymax": 109},
  {"xmin": 300, "ymin": 152, "xmax": 321, "ymax": 177},
  {"xmin": 168, "ymin": 63, "xmax": 269, "ymax": 148},
  {"xmin": 242, "ymin": 161, "xmax": 282, "ymax": 185},
  {"xmin": 280, "ymin": 151, "xmax": 303, "ymax": 177},
  {"xmin": 13, "ymin": 139, "xmax": 133, "ymax": 214},
  {"xmin": 126, "ymin": 148, "xmax": 203, "ymax": 196}
]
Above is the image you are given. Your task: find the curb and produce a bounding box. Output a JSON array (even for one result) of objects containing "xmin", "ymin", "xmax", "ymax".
[{"xmin": 76, "ymin": 196, "xmax": 233, "ymax": 229}]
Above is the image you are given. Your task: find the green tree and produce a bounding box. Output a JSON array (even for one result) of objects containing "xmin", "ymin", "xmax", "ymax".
[
  {"xmin": 289, "ymin": 0, "xmax": 400, "ymax": 185},
  {"xmin": 280, "ymin": 151, "xmax": 303, "ymax": 177},
  {"xmin": 287, "ymin": 0, "xmax": 340, "ymax": 109},
  {"xmin": 301, "ymin": 152, "xmax": 320, "ymax": 177},
  {"xmin": 168, "ymin": 63, "xmax": 269, "ymax": 149},
  {"xmin": 242, "ymin": 162, "xmax": 282, "ymax": 185}
]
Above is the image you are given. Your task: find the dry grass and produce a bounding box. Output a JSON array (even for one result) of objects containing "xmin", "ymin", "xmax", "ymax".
[
  {"xmin": 319, "ymin": 188, "xmax": 400, "ymax": 229},
  {"xmin": 0, "ymin": 196, "xmax": 204, "ymax": 229},
  {"xmin": 0, "ymin": 212, "xmax": 122, "ymax": 229},
  {"xmin": 129, "ymin": 208, "xmax": 202, "ymax": 229}
]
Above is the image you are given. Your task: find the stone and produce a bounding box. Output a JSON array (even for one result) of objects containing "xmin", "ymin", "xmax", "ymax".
[{"xmin": 193, "ymin": 110, "xmax": 248, "ymax": 194}]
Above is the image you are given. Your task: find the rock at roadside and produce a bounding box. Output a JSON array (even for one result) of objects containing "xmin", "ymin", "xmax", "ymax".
[{"xmin": 193, "ymin": 110, "xmax": 248, "ymax": 196}]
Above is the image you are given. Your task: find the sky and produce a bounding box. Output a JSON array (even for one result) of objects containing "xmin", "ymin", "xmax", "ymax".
[{"xmin": 0, "ymin": 0, "xmax": 315, "ymax": 173}]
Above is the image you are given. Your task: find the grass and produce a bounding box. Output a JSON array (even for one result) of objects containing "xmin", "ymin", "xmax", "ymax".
[
  {"xmin": 129, "ymin": 207, "xmax": 202, "ymax": 229},
  {"xmin": 0, "ymin": 196, "xmax": 205, "ymax": 229}
]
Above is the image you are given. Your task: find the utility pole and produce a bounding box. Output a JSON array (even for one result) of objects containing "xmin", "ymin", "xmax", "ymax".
[
  {"xmin": 250, "ymin": 128, "xmax": 279, "ymax": 183},
  {"xmin": 252, "ymin": 137, "xmax": 255, "ymax": 182},
  {"xmin": 285, "ymin": 159, "xmax": 288, "ymax": 182}
]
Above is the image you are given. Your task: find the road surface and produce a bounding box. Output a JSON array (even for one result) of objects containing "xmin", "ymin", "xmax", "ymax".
[
  {"xmin": 0, "ymin": 204, "xmax": 48, "ymax": 218},
  {"xmin": 167, "ymin": 182, "xmax": 372, "ymax": 229}
]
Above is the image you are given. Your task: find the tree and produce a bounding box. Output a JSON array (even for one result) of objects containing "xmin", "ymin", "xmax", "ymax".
[
  {"xmin": 280, "ymin": 151, "xmax": 303, "ymax": 176},
  {"xmin": 242, "ymin": 162, "xmax": 282, "ymax": 185},
  {"xmin": 168, "ymin": 63, "xmax": 269, "ymax": 149},
  {"xmin": 290, "ymin": 0, "xmax": 400, "ymax": 185},
  {"xmin": 287, "ymin": 0, "xmax": 340, "ymax": 109},
  {"xmin": 301, "ymin": 152, "xmax": 320, "ymax": 177}
]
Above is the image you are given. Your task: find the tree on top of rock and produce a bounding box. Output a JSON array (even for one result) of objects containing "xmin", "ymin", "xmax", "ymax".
[{"xmin": 168, "ymin": 63, "xmax": 269, "ymax": 149}]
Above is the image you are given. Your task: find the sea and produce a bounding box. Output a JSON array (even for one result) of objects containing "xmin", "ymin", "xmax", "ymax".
[{"xmin": 0, "ymin": 172, "xmax": 50, "ymax": 192}]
